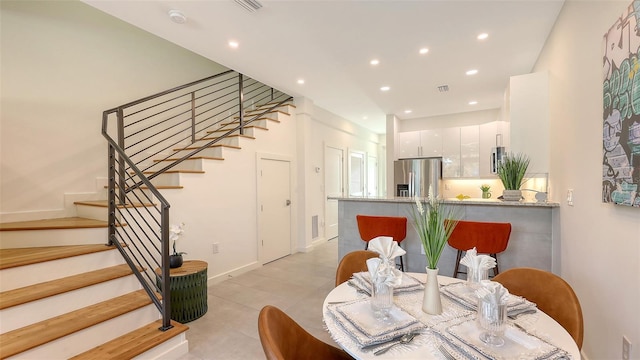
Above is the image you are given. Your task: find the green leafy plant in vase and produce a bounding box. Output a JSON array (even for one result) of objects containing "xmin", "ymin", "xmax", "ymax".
[
  {"xmin": 480, "ymin": 184, "xmax": 492, "ymax": 199},
  {"xmin": 411, "ymin": 187, "xmax": 461, "ymax": 314},
  {"xmin": 496, "ymin": 152, "xmax": 530, "ymax": 201}
]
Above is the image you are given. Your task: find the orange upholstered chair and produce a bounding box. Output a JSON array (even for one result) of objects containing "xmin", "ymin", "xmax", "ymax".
[
  {"xmin": 356, "ymin": 215, "xmax": 407, "ymax": 271},
  {"xmin": 447, "ymin": 220, "xmax": 512, "ymax": 278},
  {"xmin": 335, "ymin": 250, "xmax": 379, "ymax": 287},
  {"xmin": 493, "ymin": 268, "xmax": 584, "ymax": 349},
  {"xmin": 258, "ymin": 305, "xmax": 353, "ymax": 360}
]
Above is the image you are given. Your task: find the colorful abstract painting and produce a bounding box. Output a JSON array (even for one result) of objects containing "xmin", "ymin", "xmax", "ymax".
[{"xmin": 602, "ymin": 1, "xmax": 640, "ymax": 207}]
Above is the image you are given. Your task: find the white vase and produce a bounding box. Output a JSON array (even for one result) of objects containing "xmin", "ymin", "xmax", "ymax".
[{"xmin": 422, "ymin": 267, "xmax": 442, "ymax": 315}]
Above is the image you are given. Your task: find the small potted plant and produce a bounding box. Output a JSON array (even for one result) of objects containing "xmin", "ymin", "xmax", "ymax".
[
  {"xmin": 169, "ymin": 223, "xmax": 186, "ymax": 268},
  {"xmin": 496, "ymin": 152, "xmax": 530, "ymax": 201},
  {"xmin": 480, "ymin": 184, "xmax": 492, "ymax": 199}
]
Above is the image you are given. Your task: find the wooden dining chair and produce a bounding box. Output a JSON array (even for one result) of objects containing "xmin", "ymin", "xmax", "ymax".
[
  {"xmin": 493, "ymin": 267, "xmax": 584, "ymax": 349},
  {"xmin": 335, "ymin": 250, "xmax": 379, "ymax": 287},
  {"xmin": 356, "ymin": 215, "xmax": 407, "ymax": 271},
  {"xmin": 446, "ymin": 220, "xmax": 511, "ymax": 278},
  {"xmin": 258, "ymin": 305, "xmax": 353, "ymax": 360}
]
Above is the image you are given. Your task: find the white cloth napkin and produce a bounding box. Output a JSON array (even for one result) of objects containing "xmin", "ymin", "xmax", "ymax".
[
  {"xmin": 476, "ymin": 280, "xmax": 509, "ymax": 304},
  {"xmin": 368, "ymin": 236, "xmax": 407, "ymax": 260},
  {"xmin": 367, "ymin": 236, "xmax": 405, "ymax": 286},
  {"xmin": 459, "ymin": 247, "xmax": 496, "ymax": 273}
]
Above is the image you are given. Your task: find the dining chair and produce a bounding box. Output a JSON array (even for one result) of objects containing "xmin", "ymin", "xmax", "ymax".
[
  {"xmin": 356, "ymin": 215, "xmax": 407, "ymax": 271},
  {"xmin": 493, "ymin": 267, "xmax": 584, "ymax": 349},
  {"xmin": 446, "ymin": 220, "xmax": 512, "ymax": 278},
  {"xmin": 335, "ymin": 250, "xmax": 379, "ymax": 287},
  {"xmin": 258, "ymin": 305, "xmax": 353, "ymax": 360}
]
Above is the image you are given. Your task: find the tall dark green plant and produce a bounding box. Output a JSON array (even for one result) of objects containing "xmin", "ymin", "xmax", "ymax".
[{"xmin": 497, "ymin": 152, "xmax": 530, "ymax": 190}]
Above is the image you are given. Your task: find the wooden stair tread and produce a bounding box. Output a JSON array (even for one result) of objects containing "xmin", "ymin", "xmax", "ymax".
[
  {"xmin": 70, "ymin": 320, "xmax": 188, "ymax": 360},
  {"xmin": 0, "ymin": 264, "xmax": 136, "ymax": 310},
  {"xmin": 182, "ymin": 144, "xmax": 241, "ymax": 151},
  {"xmin": 201, "ymin": 134, "xmax": 255, "ymax": 141},
  {"xmin": 141, "ymin": 169, "xmax": 205, "ymax": 175},
  {"xmin": 0, "ymin": 217, "xmax": 107, "ymax": 231},
  {"xmin": 0, "ymin": 244, "xmax": 117, "ymax": 270},
  {"xmin": 207, "ymin": 125, "xmax": 268, "ymax": 134},
  {"xmin": 0, "ymin": 290, "xmax": 155, "ymax": 359},
  {"xmin": 153, "ymin": 156, "xmax": 224, "ymax": 162},
  {"xmin": 74, "ymin": 200, "xmax": 155, "ymax": 208}
]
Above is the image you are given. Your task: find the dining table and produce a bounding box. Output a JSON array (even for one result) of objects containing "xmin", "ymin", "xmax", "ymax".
[{"xmin": 323, "ymin": 272, "xmax": 580, "ymax": 360}]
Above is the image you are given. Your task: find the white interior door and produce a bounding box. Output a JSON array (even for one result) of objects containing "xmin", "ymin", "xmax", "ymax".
[
  {"xmin": 367, "ymin": 155, "xmax": 378, "ymax": 197},
  {"xmin": 325, "ymin": 145, "xmax": 343, "ymax": 240},
  {"xmin": 259, "ymin": 157, "xmax": 291, "ymax": 263}
]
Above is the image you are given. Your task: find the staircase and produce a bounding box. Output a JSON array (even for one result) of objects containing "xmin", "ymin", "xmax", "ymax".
[
  {"xmin": 0, "ymin": 98, "xmax": 293, "ymax": 358},
  {"xmin": 0, "ymin": 219, "xmax": 189, "ymax": 359}
]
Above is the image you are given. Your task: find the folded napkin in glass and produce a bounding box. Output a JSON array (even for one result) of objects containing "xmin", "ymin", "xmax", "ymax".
[
  {"xmin": 436, "ymin": 317, "xmax": 570, "ymax": 360},
  {"xmin": 326, "ymin": 298, "xmax": 425, "ymax": 348},
  {"xmin": 441, "ymin": 282, "xmax": 536, "ymax": 315},
  {"xmin": 350, "ymin": 271, "xmax": 424, "ymax": 294}
]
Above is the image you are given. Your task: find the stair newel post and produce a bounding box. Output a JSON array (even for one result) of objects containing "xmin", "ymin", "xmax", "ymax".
[
  {"xmin": 116, "ymin": 108, "xmax": 126, "ymax": 206},
  {"xmin": 238, "ymin": 73, "xmax": 244, "ymax": 136},
  {"xmin": 190, "ymin": 91, "xmax": 196, "ymax": 144},
  {"xmin": 160, "ymin": 210, "xmax": 172, "ymax": 331}
]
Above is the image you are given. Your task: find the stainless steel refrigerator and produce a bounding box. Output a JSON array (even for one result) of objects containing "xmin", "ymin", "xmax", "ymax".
[{"xmin": 393, "ymin": 157, "xmax": 442, "ymax": 198}]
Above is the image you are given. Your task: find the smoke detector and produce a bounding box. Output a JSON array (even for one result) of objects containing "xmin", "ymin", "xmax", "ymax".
[
  {"xmin": 168, "ymin": 10, "xmax": 187, "ymax": 24},
  {"xmin": 234, "ymin": 0, "xmax": 263, "ymax": 12}
]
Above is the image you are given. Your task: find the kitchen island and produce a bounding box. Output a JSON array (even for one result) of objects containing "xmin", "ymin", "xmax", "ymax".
[{"xmin": 332, "ymin": 197, "xmax": 560, "ymax": 276}]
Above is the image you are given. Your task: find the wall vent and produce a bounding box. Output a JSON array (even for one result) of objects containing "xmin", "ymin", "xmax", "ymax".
[
  {"xmin": 312, "ymin": 215, "xmax": 319, "ymax": 239},
  {"xmin": 234, "ymin": 0, "xmax": 263, "ymax": 12},
  {"xmin": 437, "ymin": 85, "xmax": 449, "ymax": 92}
]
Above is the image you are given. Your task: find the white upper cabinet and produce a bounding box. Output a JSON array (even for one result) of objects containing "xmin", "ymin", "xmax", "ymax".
[
  {"xmin": 397, "ymin": 130, "xmax": 443, "ymax": 159},
  {"xmin": 460, "ymin": 125, "xmax": 479, "ymax": 177},
  {"xmin": 442, "ymin": 127, "xmax": 461, "ymax": 177}
]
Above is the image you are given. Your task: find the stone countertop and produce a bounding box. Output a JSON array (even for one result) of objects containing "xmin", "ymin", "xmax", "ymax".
[{"xmin": 328, "ymin": 196, "xmax": 560, "ymax": 207}]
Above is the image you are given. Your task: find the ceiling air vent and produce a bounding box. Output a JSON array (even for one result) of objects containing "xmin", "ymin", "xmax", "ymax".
[
  {"xmin": 234, "ymin": 0, "xmax": 263, "ymax": 12},
  {"xmin": 437, "ymin": 85, "xmax": 449, "ymax": 92}
]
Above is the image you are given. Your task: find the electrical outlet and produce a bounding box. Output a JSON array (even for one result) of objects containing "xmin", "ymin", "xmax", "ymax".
[
  {"xmin": 623, "ymin": 336, "xmax": 631, "ymax": 360},
  {"xmin": 212, "ymin": 243, "xmax": 219, "ymax": 254},
  {"xmin": 567, "ymin": 189, "xmax": 574, "ymax": 206}
]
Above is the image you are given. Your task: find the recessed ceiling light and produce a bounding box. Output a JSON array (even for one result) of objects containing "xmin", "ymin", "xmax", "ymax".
[
  {"xmin": 370, "ymin": 59, "xmax": 380, "ymax": 65},
  {"xmin": 466, "ymin": 69, "xmax": 478, "ymax": 75},
  {"xmin": 477, "ymin": 33, "xmax": 489, "ymax": 40},
  {"xmin": 404, "ymin": 110, "xmax": 412, "ymax": 114},
  {"xmin": 297, "ymin": 79, "xmax": 305, "ymax": 85},
  {"xmin": 468, "ymin": 100, "xmax": 478, "ymax": 105},
  {"xmin": 419, "ymin": 48, "xmax": 429, "ymax": 55},
  {"xmin": 380, "ymin": 86, "xmax": 390, "ymax": 92},
  {"xmin": 228, "ymin": 40, "xmax": 239, "ymax": 49},
  {"xmin": 363, "ymin": 116, "xmax": 368, "ymax": 120},
  {"xmin": 168, "ymin": 10, "xmax": 187, "ymax": 24}
]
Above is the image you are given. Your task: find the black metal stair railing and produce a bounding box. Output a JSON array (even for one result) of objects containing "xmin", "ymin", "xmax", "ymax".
[{"xmin": 101, "ymin": 70, "xmax": 292, "ymax": 330}]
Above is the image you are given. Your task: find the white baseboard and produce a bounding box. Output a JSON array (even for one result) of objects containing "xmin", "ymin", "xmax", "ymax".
[{"xmin": 207, "ymin": 261, "xmax": 262, "ymax": 285}]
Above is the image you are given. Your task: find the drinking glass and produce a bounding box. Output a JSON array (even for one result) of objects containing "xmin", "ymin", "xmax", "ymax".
[
  {"xmin": 467, "ymin": 267, "xmax": 488, "ymax": 289},
  {"xmin": 477, "ymin": 298, "xmax": 507, "ymax": 346},
  {"xmin": 371, "ymin": 280, "xmax": 394, "ymax": 321}
]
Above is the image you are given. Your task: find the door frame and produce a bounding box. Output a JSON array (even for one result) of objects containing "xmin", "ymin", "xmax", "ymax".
[
  {"xmin": 256, "ymin": 152, "xmax": 294, "ymax": 264},
  {"xmin": 324, "ymin": 143, "xmax": 345, "ymax": 241}
]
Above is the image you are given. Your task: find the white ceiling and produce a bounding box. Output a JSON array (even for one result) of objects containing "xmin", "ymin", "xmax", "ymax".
[{"xmin": 83, "ymin": 0, "xmax": 564, "ymax": 134}]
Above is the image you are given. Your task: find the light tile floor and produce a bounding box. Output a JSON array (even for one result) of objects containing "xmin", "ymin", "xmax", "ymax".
[{"xmin": 178, "ymin": 239, "xmax": 340, "ymax": 359}]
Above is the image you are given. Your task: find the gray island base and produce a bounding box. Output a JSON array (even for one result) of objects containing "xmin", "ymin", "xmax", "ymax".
[{"xmin": 334, "ymin": 197, "xmax": 560, "ymax": 277}]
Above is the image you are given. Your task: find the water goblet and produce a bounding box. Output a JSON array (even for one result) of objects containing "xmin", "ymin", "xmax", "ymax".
[
  {"xmin": 477, "ymin": 298, "xmax": 508, "ymax": 346},
  {"xmin": 371, "ymin": 280, "xmax": 394, "ymax": 321}
]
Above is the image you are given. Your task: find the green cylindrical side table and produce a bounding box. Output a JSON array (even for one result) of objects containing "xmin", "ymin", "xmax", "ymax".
[{"xmin": 157, "ymin": 260, "xmax": 208, "ymax": 323}]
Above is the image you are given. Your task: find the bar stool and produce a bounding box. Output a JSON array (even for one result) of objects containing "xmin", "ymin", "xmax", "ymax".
[
  {"xmin": 356, "ymin": 215, "xmax": 407, "ymax": 271},
  {"xmin": 447, "ymin": 220, "xmax": 512, "ymax": 278}
]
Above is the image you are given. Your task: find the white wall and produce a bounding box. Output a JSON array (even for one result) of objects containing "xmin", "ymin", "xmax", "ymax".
[
  {"xmin": 534, "ymin": 1, "xmax": 640, "ymax": 359},
  {"xmin": 0, "ymin": 0, "xmax": 227, "ymax": 220}
]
